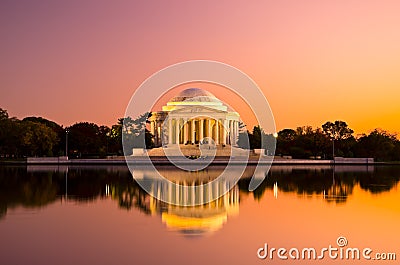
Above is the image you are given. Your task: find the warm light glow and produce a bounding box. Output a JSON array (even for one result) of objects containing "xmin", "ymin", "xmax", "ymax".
[{"xmin": 1, "ymin": 2, "xmax": 399, "ymax": 135}]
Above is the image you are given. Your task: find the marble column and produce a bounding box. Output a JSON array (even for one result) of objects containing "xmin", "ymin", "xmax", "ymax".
[
  {"xmin": 191, "ymin": 119, "xmax": 195, "ymax": 144},
  {"xmin": 215, "ymin": 119, "xmax": 219, "ymax": 144},
  {"xmin": 168, "ymin": 118, "xmax": 173, "ymax": 145},
  {"xmin": 231, "ymin": 121, "xmax": 234, "ymax": 144},
  {"xmin": 156, "ymin": 121, "xmax": 161, "ymax": 146},
  {"xmin": 150, "ymin": 121, "xmax": 155, "ymax": 137},
  {"xmin": 199, "ymin": 119, "xmax": 204, "ymax": 143},
  {"xmin": 183, "ymin": 119, "xmax": 188, "ymax": 144},
  {"xmin": 229, "ymin": 120, "xmax": 233, "ymax": 145},
  {"xmin": 235, "ymin": 121, "xmax": 239, "ymax": 145},
  {"xmin": 207, "ymin": 119, "xmax": 212, "ymax": 140},
  {"xmin": 222, "ymin": 119, "xmax": 227, "ymax": 145},
  {"xmin": 175, "ymin": 119, "xmax": 180, "ymax": 144}
]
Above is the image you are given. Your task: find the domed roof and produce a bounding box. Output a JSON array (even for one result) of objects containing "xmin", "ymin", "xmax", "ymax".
[
  {"xmin": 169, "ymin": 88, "xmax": 218, "ymax": 103},
  {"xmin": 162, "ymin": 87, "xmax": 234, "ymax": 112}
]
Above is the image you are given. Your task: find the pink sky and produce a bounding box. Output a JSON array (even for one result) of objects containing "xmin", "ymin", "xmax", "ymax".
[{"xmin": 1, "ymin": 0, "xmax": 400, "ymax": 135}]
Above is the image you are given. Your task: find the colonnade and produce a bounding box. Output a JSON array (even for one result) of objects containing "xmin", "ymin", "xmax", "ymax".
[{"xmin": 150, "ymin": 117, "xmax": 240, "ymax": 146}]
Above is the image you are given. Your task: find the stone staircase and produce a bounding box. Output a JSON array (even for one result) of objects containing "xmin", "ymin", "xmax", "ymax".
[{"xmin": 147, "ymin": 144, "xmax": 250, "ymax": 157}]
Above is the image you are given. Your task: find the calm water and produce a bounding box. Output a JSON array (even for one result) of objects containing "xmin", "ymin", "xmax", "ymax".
[{"xmin": 1, "ymin": 165, "xmax": 399, "ymax": 265}]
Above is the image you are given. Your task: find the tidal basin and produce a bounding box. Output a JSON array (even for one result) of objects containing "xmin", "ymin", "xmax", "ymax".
[{"xmin": 0, "ymin": 165, "xmax": 399, "ymax": 265}]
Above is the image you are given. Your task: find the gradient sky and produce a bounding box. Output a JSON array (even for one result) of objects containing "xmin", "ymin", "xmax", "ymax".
[{"xmin": 1, "ymin": 0, "xmax": 400, "ymax": 135}]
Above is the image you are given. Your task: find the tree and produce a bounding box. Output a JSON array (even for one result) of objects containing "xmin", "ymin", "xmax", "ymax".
[
  {"xmin": 1, "ymin": 109, "xmax": 59, "ymax": 157},
  {"xmin": 20, "ymin": 121, "xmax": 58, "ymax": 156},
  {"xmin": 238, "ymin": 121, "xmax": 246, "ymax": 132},
  {"xmin": 312, "ymin": 128, "xmax": 331, "ymax": 158},
  {"xmin": 23, "ymin": 116, "xmax": 64, "ymax": 155},
  {"xmin": 278, "ymin": 129, "xmax": 297, "ymax": 141},
  {"xmin": 276, "ymin": 129, "xmax": 296, "ymax": 156},
  {"xmin": 67, "ymin": 122, "xmax": 103, "ymax": 157},
  {"xmin": 322, "ymin": 121, "xmax": 354, "ymax": 140},
  {"xmin": 237, "ymin": 126, "xmax": 276, "ymax": 155},
  {"xmin": 104, "ymin": 118, "xmax": 124, "ymax": 155},
  {"xmin": 122, "ymin": 113, "xmax": 154, "ymax": 155},
  {"xmin": 0, "ymin": 108, "xmax": 20, "ymax": 157},
  {"xmin": 237, "ymin": 131, "xmax": 250, "ymax": 149},
  {"xmin": 322, "ymin": 121, "xmax": 354, "ymax": 158},
  {"xmin": 98, "ymin": 125, "xmax": 111, "ymax": 157},
  {"xmin": 0, "ymin": 109, "xmax": 10, "ymax": 154},
  {"xmin": 276, "ymin": 126, "xmax": 332, "ymax": 159},
  {"xmin": 0, "ymin": 108, "xmax": 9, "ymax": 121},
  {"xmin": 250, "ymin": 126, "xmax": 262, "ymax": 149},
  {"xmin": 354, "ymin": 129, "xmax": 399, "ymax": 161},
  {"xmin": 237, "ymin": 126, "xmax": 263, "ymax": 149}
]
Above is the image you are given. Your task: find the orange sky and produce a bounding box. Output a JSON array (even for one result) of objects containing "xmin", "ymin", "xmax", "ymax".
[{"xmin": 1, "ymin": 1, "xmax": 399, "ymax": 135}]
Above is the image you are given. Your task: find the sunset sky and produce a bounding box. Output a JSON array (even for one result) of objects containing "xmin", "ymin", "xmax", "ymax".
[{"xmin": 1, "ymin": 0, "xmax": 400, "ymax": 135}]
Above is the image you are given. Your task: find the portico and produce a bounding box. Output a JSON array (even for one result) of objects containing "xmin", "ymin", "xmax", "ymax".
[
  {"xmin": 148, "ymin": 88, "xmax": 240, "ymax": 147},
  {"xmin": 162, "ymin": 116, "xmax": 239, "ymax": 145}
]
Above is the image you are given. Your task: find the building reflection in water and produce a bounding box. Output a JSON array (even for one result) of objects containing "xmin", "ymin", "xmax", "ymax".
[
  {"xmin": 131, "ymin": 165, "xmax": 243, "ymax": 206},
  {"xmin": 2, "ymin": 165, "xmax": 400, "ymax": 233},
  {"xmin": 155, "ymin": 185, "xmax": 239, "ymax": 236},
  {"xmin": 125, "ymin": 166, "xmax": 241, "ymax": 235}
]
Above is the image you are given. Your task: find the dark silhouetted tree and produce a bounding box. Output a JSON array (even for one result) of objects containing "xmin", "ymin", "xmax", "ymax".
[
  {"xmin": 354, "ymin": 129, "xmax": 399, "ymax": 161},
  {"xmin": 322, "ymin": 121, "xmax": 354, "ymax": 158}
]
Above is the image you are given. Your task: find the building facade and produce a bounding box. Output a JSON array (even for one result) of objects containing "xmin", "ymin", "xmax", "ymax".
[{"xmin": 149, "ymin": 88, "xmax": 240, "ymax": 147}]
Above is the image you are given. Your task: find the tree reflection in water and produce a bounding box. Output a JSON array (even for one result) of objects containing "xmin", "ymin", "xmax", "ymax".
[
  {"xmin": 0, "ymin": 165, "xmax": 399, "ymax": 227},
  {"xmin": 243, "ymin": 165, "xmax": 400, "ymax": 204}
]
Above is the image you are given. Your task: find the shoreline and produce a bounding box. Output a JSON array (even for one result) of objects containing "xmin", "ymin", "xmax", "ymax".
[{"xmin": 1, "ymin": 157, "xmax": 397, "ymax": 165}]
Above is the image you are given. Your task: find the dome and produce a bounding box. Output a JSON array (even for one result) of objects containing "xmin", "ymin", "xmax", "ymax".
[
  {"xmin": 163, "ymin": 87, "xmax": 230, "ymax": 112},
  {"xmin": 169, "ymin": 88, "xmax": 219, "ymax": 103}
]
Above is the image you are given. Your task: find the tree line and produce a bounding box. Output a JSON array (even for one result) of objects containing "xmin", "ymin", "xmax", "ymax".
[
  {"xmin": 240, "ymin": 121, "xmax": 400, "ymax": 161},
  {"xmin": 0, "ymin": 108, "xmax": 155, "ymax": 158},
  {"xmin": 0, "ymin": 108, "xmax": 114, "ymax": 158},
  {"xmin": 0, "ymin": 107, "xmax": 399, "ymax": 161}
]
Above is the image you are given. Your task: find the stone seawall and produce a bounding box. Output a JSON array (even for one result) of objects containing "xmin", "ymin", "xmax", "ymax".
[
  {"xmin": 24, "ymin": 156, "xmax": 375, "ymax": 165},
  {"xmin": 334, "ymin": 157, "xmax": 374, "ymax": 164},
  {"xmin": 27, "ymin": 156, "xmax": 69, "ymax": 164}
]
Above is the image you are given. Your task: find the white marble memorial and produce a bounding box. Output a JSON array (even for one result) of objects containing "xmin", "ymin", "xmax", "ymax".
[{"xmin": 149, "ymin": 88, "xmax": 240, "ymax": 147}]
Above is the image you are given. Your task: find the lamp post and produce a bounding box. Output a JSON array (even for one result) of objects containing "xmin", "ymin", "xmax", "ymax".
[
  {"xmin": 270, "ymin": 132, "xmax": 278, "ymax": 156},
  {"xmin": 106, "ymin": 131, "xmax": 110, "ymax": 157},
  {"xmin": 65, "ymin": 128, "xmax": 69, "ymax": 159}
]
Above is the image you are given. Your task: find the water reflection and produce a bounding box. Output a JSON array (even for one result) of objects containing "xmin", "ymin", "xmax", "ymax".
[
  {"xmin": 158, "ymin": 186, "xmax": 239, "ymax": 236},
  {"xmin": 105, "ymin": 166, "xmax": 241, "ymax": 235},
  {"xmin": 1, "ymin": 165, "xmax": 399, "ymax": 234},
  {"xmin": 247, "ymin": 165, "xmax": 400, "ymax": 204}
]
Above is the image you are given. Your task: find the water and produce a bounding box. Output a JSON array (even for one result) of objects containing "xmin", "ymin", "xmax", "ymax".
[{"xmin": 0, "ymin": 165, "xmax": 399, "ymax": 265}]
